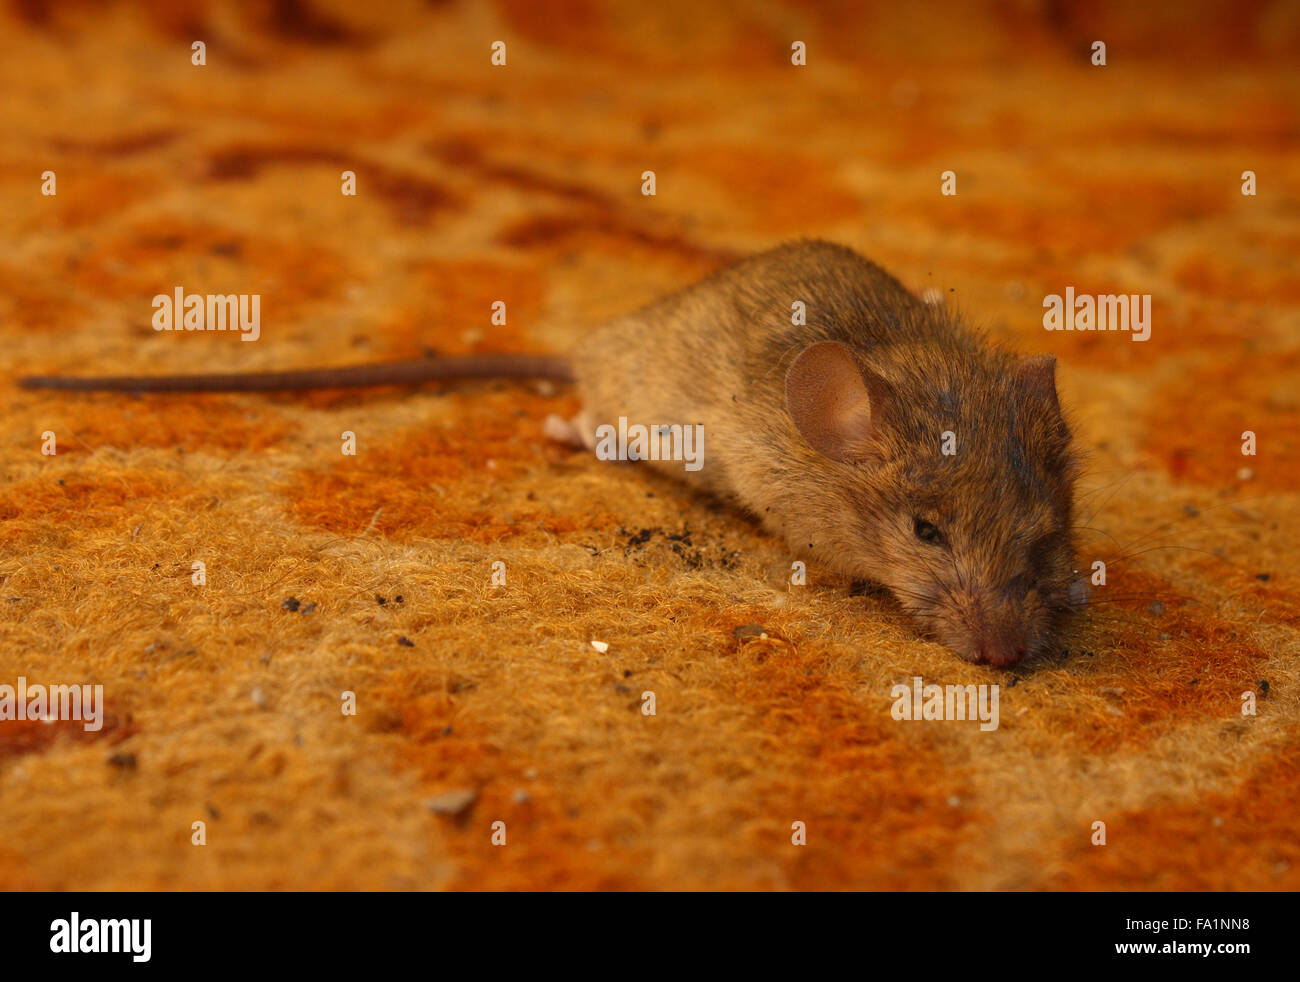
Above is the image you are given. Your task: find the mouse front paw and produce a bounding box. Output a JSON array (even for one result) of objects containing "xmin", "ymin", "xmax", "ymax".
[{"xmin": 543, "ymin": 412, "xmax": 596, "ymax": 449}]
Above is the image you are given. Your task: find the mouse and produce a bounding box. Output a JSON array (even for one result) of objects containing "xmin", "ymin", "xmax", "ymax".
[{"xmin": 20, "ymin": 239, "xmax": 1082, "ymax": 666}]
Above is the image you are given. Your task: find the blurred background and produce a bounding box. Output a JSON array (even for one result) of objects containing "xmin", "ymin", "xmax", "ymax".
[{"xmin": 2, "ymin": 0, "xmax": 1298, "ymax": 891}]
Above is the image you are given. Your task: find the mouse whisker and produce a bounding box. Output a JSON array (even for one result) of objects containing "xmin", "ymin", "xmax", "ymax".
[
  {"xmin": 1066, "ymin": 593, "xmax": 1178, "ymax": 607},
  {"xmin": 1075, "ymin": 470, "xmax": 1142, "ymax": 529},
  {"xmin": 1087, "ymin": 495, "xmax": 1281, "ymax": 563},
  {"xmin": 1098, "ymin": 539, "xmax": 1263, "ymax": 574},
  {"xmin": 1072, "ymin": 523, "xmax": 1130, "ymax": 554}
]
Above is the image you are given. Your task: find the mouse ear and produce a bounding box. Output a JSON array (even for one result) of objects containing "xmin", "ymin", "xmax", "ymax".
[
  {"xmin": 784, "ymin": 341, "xmax": 888, "ymax": 463},
  {"xmin": 1016, "ymin": 353, "xmax": 1060, "ymax": 412}
]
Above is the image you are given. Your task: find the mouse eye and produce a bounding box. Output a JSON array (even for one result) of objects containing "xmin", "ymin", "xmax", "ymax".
[{"xmin": 913, "ymin": 517, "xmax": 945, "ymax": 546}]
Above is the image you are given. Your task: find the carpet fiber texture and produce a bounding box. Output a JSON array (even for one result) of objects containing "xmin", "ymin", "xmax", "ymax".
[{"xmin": 2, "ymin": 0, "xmax": 1298, "ymax": 890}]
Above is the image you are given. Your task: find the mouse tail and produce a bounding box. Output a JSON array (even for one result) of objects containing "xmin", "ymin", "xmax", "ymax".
[{"xmin": 17, "ymin": 353, "xmax": 575, "ymax": 392}]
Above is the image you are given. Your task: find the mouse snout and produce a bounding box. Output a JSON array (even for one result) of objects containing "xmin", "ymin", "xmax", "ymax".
[
  {"xmin": 895, "ymin": 569, "xmax": 1053, "ymax": 667},
  {"xmin": 972, "ymin": 636, "xmax": 1028, "ymax": 667},
  {"xmin": 939, "ymin": 589, "xmax": 1041, "ymax": 667}
]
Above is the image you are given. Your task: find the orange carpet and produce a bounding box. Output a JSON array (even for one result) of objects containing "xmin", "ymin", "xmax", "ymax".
[{"xmin": 2, "ymin": 0, "xmax": 1298, "ymax": 890}]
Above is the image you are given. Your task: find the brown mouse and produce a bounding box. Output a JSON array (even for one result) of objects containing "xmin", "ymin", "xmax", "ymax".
[{"xmin": 20, "ymin": 240, "xmax": 1081, "ymax": 666}]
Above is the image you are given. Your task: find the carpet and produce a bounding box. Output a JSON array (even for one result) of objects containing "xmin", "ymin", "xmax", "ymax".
[{"xmin": 2, "ymin": 0, "xmax": 1298, "ymax": 890}]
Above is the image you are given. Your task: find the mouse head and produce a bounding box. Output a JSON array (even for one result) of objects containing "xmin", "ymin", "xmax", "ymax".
[{"xmin": 785, "ymin": 340, "xmax": 1079, "ymax": 666}]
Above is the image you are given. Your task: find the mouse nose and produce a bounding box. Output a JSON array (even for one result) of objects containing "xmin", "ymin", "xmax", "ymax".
[{"xmin": 974, "ymin": 642, "xmax": 1028, "ymax": 667}]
